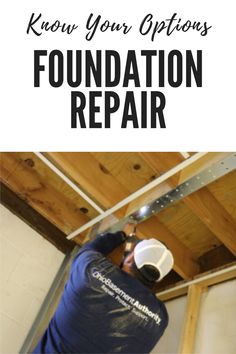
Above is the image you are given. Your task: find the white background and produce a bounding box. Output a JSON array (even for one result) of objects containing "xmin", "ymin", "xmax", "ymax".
[{"xmin": 0, "ymin": 0, "xmax": 235, "ymax": 151}]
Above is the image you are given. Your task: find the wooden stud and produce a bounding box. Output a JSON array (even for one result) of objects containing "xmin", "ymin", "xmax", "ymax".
[{"xmin": 178, "ymin": 284, "xmax": 203, "ymax": 354}]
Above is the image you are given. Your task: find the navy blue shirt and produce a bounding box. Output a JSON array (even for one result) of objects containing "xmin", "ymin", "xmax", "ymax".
[{"xmin": 33, "ymin": 232, "xmax": 168, "ymax": 353}]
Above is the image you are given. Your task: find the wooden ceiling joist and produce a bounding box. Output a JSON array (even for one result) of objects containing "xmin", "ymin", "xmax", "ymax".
[
  {"xmin": 0, "ymin": 153, "xmax": 94, "ymax": 235},
  {"xmin": 45, "ymin": 152, "xmax": 130, "ymax": 212},
  {"xmin": 184, "ymin": 188, "xmax": 236, "ymax": 256},
  {"xmin": 35, "ymin": 152, "xmax": 104, "ymax": 214}
]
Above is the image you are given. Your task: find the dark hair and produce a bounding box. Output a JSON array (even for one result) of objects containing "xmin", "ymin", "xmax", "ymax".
[{"xmin": 131, "ymin": 262, "xmax": 160, "ymax": 291}]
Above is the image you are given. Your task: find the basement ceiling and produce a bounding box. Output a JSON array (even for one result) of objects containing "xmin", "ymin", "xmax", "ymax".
[{"xmin": 1, "ymin": 152, "xmax": 236, "ymax": 291}]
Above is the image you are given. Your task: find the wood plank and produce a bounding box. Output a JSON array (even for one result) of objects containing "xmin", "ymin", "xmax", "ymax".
[
  {"xmin": 197, "ymin": 263, "xmax": 236, "ymax": 287},
  {"xmin": 0, "ymin": 182, "xmax": 76, "ymax": 253},
  {"xmin": 137, "ymin": 217, "xmax": 200, "ymax": 279},
  {"xmin": 22, "ymin": 152, "xmax": 99, "ymax": 220},
  {"xmin": 138, "ymin": 152, "xmax": 183, "ymax": 176},
  {"xmin": 46, "ymin": 152, "xmax": 130, "ymax": 217},
  {"xmin": 184, "ymin": 188, "xmax": 236, "ymax": 256},
  {"xmin": 91, "ymin": 152, "xmax": 159, "ymax": 193},
  {"xmin": 157, "ymin": 263, "xmax": 236, "ymax": 301},
  {"xmin": 0, "ymin": 153, "xmax": 91, "ymax": 235},
  {"xmin": 156, "ymin": 201, "xmax": 221, "ymax": 257},
  {"xmin": 207, "ymin": 170, "xmax": 236, "ymax": 220},
  {"xmin": 178, "ymin": 152, "xmax": 232, "ymax": 184},
  {"xmin": 158, "ymin": 286, "xmax": 188, "ymax": 302},
  {"xmin": 178, "ymin": 284, "xmax": 203, "ymax": 354}
]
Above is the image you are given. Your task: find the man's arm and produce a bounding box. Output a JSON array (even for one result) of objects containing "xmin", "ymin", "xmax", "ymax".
[
  {"xmin": 78, "ymin": 222, "xmax": 137, "ymax": 257},
  {"xmin": 71, "ymin": 223, "xmax": 137, "ymax": 270},
  {"xmin": 81, "ymin": 231, "xmax": 127, "ymax": 256}
]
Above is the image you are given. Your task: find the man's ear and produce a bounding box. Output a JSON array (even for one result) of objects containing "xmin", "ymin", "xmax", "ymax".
[{"xmin": 106, "ymin": 243, "xmax": 126, "ymax": 267}]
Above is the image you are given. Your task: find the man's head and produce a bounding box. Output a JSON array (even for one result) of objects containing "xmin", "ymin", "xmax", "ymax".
[{"xmin": 121, "ymin": 239, "xmax": 174, "ymax": 290}]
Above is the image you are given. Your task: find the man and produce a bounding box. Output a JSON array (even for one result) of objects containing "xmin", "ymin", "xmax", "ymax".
[{"xmin": 33, "ymin": 223, "xmax": 174, "ymax": 353}]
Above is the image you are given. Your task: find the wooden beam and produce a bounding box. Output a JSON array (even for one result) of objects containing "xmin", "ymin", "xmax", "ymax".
[
  {"xmin": 0, "ymin": 152, "xmax": 91, "ymax": 235},
  {"xmin": 137, "ymin": 218, "xmax": 200, "ymax": 280},
  {"xmin": 34, "ymin": 152, "xmax": 104, "ymax": 214},
  {"xmin": 178, "ymin": 284, "xmax": 203, "ymax": 354},
  {"xmin": 91, "ymin": 152, "xmax": 159, "ymax": 192},
  {"xmin": 184, "ymin": 188, "xmax": 236, "ymax": 256},
  {"xmin": 0, "ymin": 182, "xmax": 76, "ymax": 254},
  {"xmin": 138, "ymin": 152, "xmax": 183, "ymax": 180},
  {"xmin": 45, "ymin": 152, "xmax": 129, "ymax": 213},
  {"xmin": 178, "ymin": 152, "xmax": 232, "ymax": 184},
  {"xmin": 157, "ymin": 263, "xmax": 236, "ymax": 302}
]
